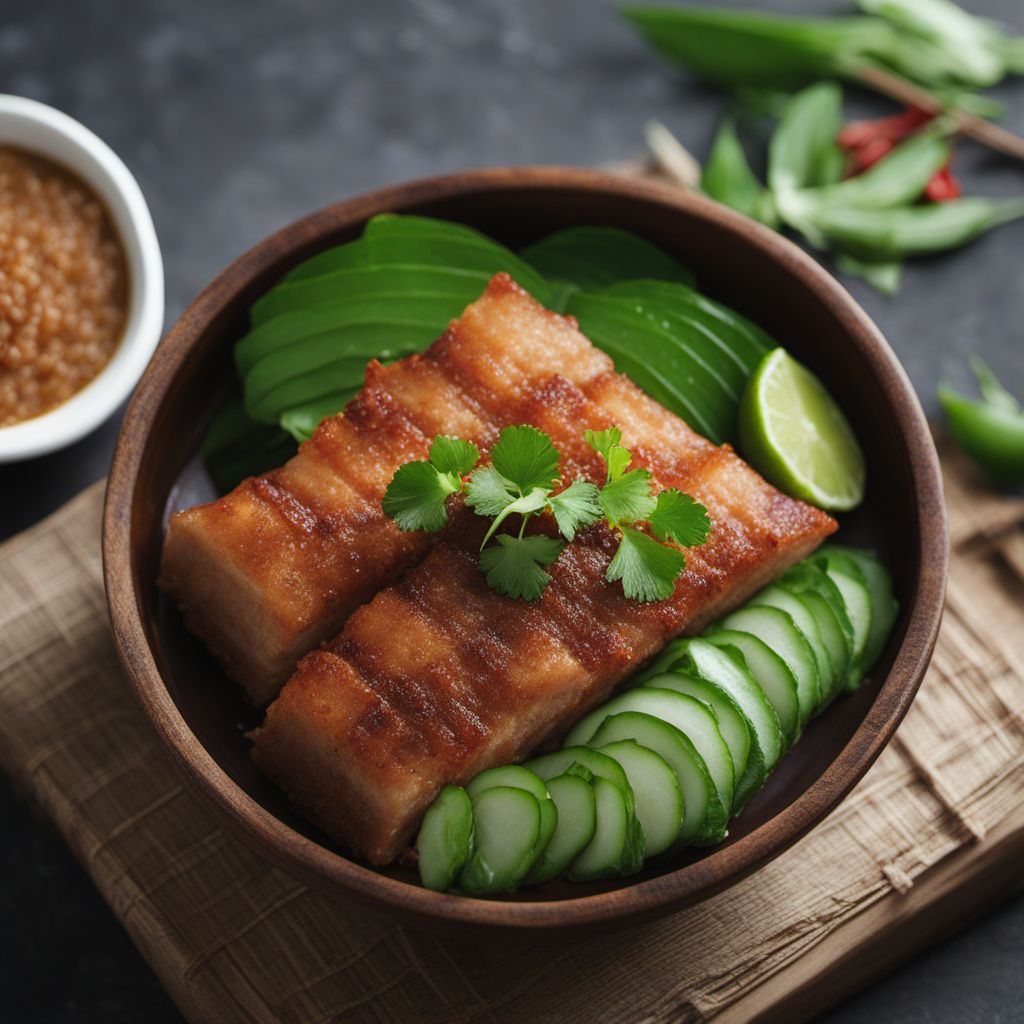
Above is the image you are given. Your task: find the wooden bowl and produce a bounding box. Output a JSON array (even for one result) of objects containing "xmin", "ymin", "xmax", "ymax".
[{"xmin": 104, "ymin": 167, "xmax": 947, "ymax": 936}]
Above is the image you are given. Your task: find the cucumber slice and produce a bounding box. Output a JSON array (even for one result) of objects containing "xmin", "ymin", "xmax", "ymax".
[
  {"xmin": 646, "ymin": 637, "xmax": 783, "ymax": 775},
  {"xmin": 781, "ymin": 563, "xmax": 853, "ymax": 700},
  {"xmin": 588, "ymin": 711, "xmax": 712, "ymax": 846},
  {"xmin": 524, "ymin": 774, "xmax": 597, "ymax": 885},
  {"xmin": 597, "ymin": 740, "xmax": 684, "ymax": 857},
  {"xmin": 566, "ymin": 688, "xmax": 732, "ymax": 841},
  {"xmin": 717, "ymin": 605, "xmax": 821, "ymax": 723},
  {"xmin": 704, "ymin": 630, "xmax": 801, "ymax": 747},
  {"xmin": 568, "ymin": 777, "xmax": 643, "ymax": 882},
  {"xmin": 750, "ymin": 583, "xmax": 833, "ymax": 696},
  {"xmin": 466, "ymin": 765, "xmax": 557, "ymax": 865},
  {"xmin": 416, "ymin": 785, "xmax": 474, "ymax": 892},
  {"xmin": 645, "ymin": 672, "xmax": 763, "ymax": 810},
  {"xmin": 525, "ymin": 746, "xmax": 631, "ymax": 795},
  {"xmin": 828, "ymin": 546, "xmax": 899, "ymax": 675},
  {"xmin": 524, "ymin": 747, "xmax": 645, "ymax": 865},
  {"xmin": 458, "ymin": 787, "xmax": 541, "ymax": 896},
  {"xmin": 813, "ymin": 550, "xmax": 873, "ymax": 690}
]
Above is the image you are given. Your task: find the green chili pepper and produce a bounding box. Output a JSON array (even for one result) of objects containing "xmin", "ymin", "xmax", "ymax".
[
  {"xmin": 805, "ymin": 196, "xmax": 1024, "ymax": 259},
  {"xmin": 701, "ymin": 115, "xmax": 779, "ymax": 227},
  {"xmin": 939, "ymin": 358, "xmax": 1024, "ymax": 486}
]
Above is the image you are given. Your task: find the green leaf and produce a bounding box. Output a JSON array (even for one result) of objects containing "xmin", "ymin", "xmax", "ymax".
[
  {"xmin": 478, "ymin": 534, "xmax": 566, "ymax": 601},
  {"xmin": 598, "ymin": 469, "xmax": 658, "ymax": 525},
  {"xmin": 768, "ymin": 81, "xmax": 845, "ymax": 194},
  {"xmin": 490, "ymin": 425, "xmax": 561, "ymax": 493},
  {"xmin": 585, "ymin": 427, "xmax": 632, "ymax": 482},
  {"xmin": 430, "ymin": 436, "xmax": 480, "ymax": 476},
  {"xmin": 621, "ymin": 6, "xmax": 898, "ymax": 89},
  {"xmin": 547, "ymin": 480, "xmax": 603, "ymax": 541},
  {"xmin": 701, "ymin": 115, "xmax": 779, "ymax": 227},
  {"xmin": 606, "ymin": 526, "xmax": 686, "ymax": 603},
  {"xmin": 279, "ymin": 393, "xmax": 354, "ymax": 442},
  {"xmin": 381, "ymin": 461, "xmax": 461, "ymax": 532},
  {"xmin": 480, "ymin": 487, "xmax": 551, "ymax": 549},
  {"xmin": 464, "ymin": 466, "xmax": 515, "ymax": 517},
  {"xmin": 519, "ymin": 226, "xmax": 694, "ymax": 299},
  {"xmin": 648, "ymin": 490, "xmax": 711, "ymax": 547},
  {"xmin": 201, "ymin": 396, "xmax": 297, "ymax": 495}
]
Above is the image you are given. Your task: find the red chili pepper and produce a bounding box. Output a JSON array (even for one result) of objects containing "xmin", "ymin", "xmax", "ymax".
[
  {"xmin": 837, "ymin": 106, "xmax": 932, "ymax": 151},
  {"xmin": 845, "ymin": 137, "xmax": 894, "ymax": 176},
  {"xmin": 923, "ymin": 162, "xmax": 962, "ymax": 203}
]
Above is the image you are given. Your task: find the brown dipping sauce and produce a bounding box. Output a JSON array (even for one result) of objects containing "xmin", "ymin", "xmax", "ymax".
[{"xmin": 0, "ymin": 146, "xmax": 128, "ymax": 427}]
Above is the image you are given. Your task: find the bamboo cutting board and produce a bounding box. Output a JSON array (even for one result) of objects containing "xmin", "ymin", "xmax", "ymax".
[{"xmin": 0, "ymin": 443, "xmax": 1021, "ymax": 1023}]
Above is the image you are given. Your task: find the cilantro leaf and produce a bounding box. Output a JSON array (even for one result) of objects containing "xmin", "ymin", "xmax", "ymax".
[
  {"xmin": 491, "ymin": 425, "xmax": 560, "ymax": 493},
  {"xmin": 598, "ymin": 469, "xmax": 657, "ymax": 525},
  {"xmin": 648, "ymin": 489, "xmax": 711, "ymax": 547},
  {"xmin": 478, "ymin": 534, "xmax": 565, "ymax": 601},
  {"xmin": 465, "ymin": 465, "xmax": 515, "ymax": 517},
  {"xmin": 547, "ymin": 479, "xmax": 602, "ymax": 541},
  {"xmin": 605, "ymin": 525, "xmax": 686, "ymax": 603},
  {"xmin": 382, "ymin": 460, "xmax": 461, "ymax": 532},
  {"xmin": 585, "ymin": 427, "xmax": 631, "ymax": 482},
  {"xmin": 429, "ymin": 435, "xmax": 480, "ymax": 476},
  {"xmin": 481, "ymin": 487, "xmax": 551, "ymax": 548}
]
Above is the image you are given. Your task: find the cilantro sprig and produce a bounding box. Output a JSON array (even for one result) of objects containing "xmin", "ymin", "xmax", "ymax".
[
  {"xmin": 586, "ymin": 428, "xmax": 711, "ymax": 602},
  {"xmin": 381, "ymin": 424, "xmax": 709, "ymax": 603}
]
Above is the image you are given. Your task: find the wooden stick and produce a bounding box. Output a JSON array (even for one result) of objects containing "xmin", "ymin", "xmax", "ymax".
[{"xmin": 854, "ymin": 64, "xmax": 1024, "ymax": 163}]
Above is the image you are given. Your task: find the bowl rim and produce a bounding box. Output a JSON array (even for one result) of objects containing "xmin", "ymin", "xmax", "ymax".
[
  {"xmin": 0, "ymin": 93, "xmax": 164, "ymax": 462},
  {"xmin": 103, "ymin": 166, "xmax": 947, "ymax": 932}
]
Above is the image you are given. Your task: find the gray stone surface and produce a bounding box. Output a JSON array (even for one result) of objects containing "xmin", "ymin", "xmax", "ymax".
[{"xmin": 0, "ymin": 0, "xmax": 1021, "ymax": 1020}]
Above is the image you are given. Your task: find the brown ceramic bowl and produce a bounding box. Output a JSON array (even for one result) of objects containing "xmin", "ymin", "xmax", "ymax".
[{"xmin": 104, "ymin": 167, "xmax": 947, "ymax": 936}]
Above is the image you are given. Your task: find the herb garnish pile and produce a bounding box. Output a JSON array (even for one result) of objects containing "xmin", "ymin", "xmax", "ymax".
[{"xmin": 382, "ymin": 425, "xmax": 710, "ymax": 603}]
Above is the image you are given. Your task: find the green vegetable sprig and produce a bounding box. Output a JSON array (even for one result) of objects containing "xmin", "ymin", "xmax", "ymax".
[
  {"xmin": 623, "ymin": 1, "xmax": 1024, "ymax": 106},
  {"xmin": 939, "ymin": 358, "xmax": 1024, "ymax": 486},
  {"xmin": 696, "ymin": 81, "xmax": 1024, "ymax": 294},
  {"xmin": 381, "ymin": 425, "xmax": 710, "ymax": 603}
]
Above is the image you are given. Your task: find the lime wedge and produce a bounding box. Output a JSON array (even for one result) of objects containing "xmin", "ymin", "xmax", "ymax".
[{"xmin": 738, "ymin": 349, "xmax": 865, "ymax": 512}]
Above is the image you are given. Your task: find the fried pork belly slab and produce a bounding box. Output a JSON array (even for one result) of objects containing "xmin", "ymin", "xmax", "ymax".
[
  {"xmin": 253, "ymin": 371, "xmax": 837, "ymax": 865},
  {"xmin": 158, "ymin": 275, "xmax": 613, "ymax": 705}
]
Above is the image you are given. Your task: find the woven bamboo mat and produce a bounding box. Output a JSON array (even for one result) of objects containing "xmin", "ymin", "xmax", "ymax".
[{"xmin": 0, "ymin": 444, "xmax": 1022, "ymax": 1024}]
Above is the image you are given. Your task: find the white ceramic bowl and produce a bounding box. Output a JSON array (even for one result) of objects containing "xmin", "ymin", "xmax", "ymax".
[{"xmin": 0, "ymin": 94, "xmax": 164, "ymax": 462}]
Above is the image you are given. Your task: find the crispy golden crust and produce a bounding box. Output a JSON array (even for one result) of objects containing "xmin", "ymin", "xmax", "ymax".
[
  {"xmin": 255, "ymin": 362, "xmax": 836, "ymax": 865},
  {"xmin": 159, "ymin": 275, "xmax": 614, "ymax": 704}
]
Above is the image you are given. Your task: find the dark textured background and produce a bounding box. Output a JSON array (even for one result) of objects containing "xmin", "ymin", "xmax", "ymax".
[{"xmin": 1, "ymin": 1, "xmax": 1022, "ymax": 1021}]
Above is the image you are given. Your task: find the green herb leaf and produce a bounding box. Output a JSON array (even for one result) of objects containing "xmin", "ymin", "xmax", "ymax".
[
  {"xmin": 605, "ymin": 525, "xmax": 687, "ymax": 603},
  {"xmin": 382, "ymin": 460, "xmax": 462, "ymax": 532},
  {"xmin": 478, "ymin": 534, "xmax": 566, "ymax": 602},
  {"xmin": 464, "ymin": 465, "xmax": 516, "ymax": 517},
  {"xmin": 429, "ymin": 435, "xmax": 480, "ymax": 476},
  {"xmin": 769, "ymin": 81, "xmax": 845, "ymax": 194},
  {"xmin": 585, "ymin": 427, "xmax": 632, "ymax": 482},
  {"xmin": 598, "ymin": 469, "xmax": 658, "ymax": 525},
  {"xmin": 649, "ymin": 490, "xmax": 711, "ymax": 546},
  {"xmin": 701, "ymin": 114, "xmax": 780, "ymax": 227},
  {"xmin": 480, "ymin": 487, "xmax": 551, "ymax": 549},
  {"xmin": 547, "ymin": 480, "xmax": 603, "ymax": 541},
  {"xmin": 490, "ymin": 424, "xmax": 561, "ymax": 493}
]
